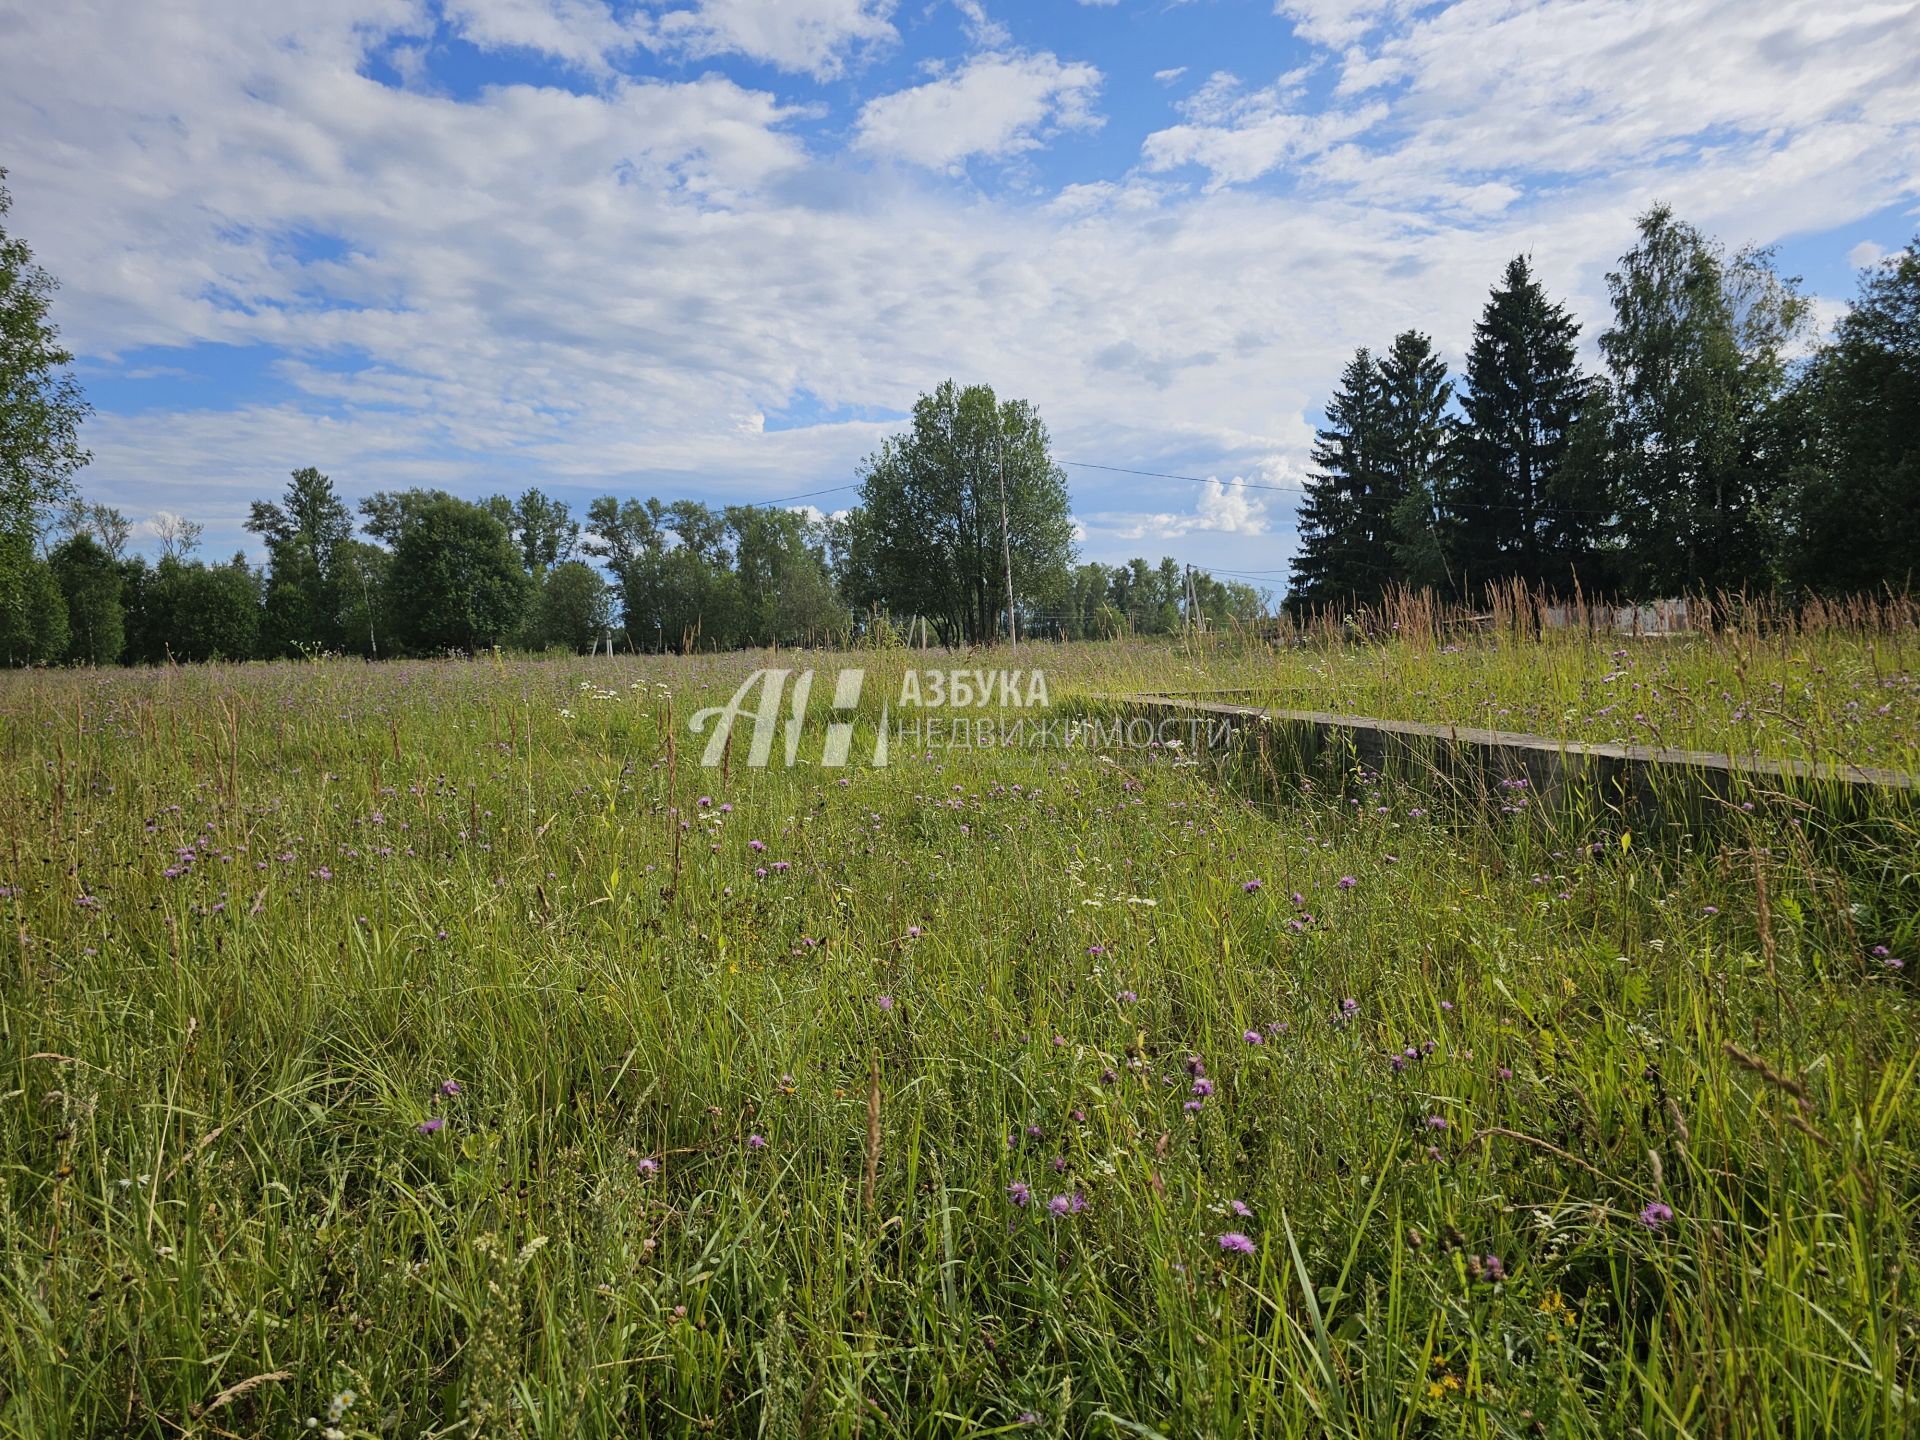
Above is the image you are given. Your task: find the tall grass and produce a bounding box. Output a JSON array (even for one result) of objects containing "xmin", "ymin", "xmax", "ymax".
[{"xmin": 0, "ymin": 646, "xmax": 1913, "ymax": 1437}]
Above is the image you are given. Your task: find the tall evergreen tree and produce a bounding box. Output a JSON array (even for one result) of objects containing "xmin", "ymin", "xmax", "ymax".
[
  {"xmin": 1451, "ymin": 256, "xmax": 1591, "ymax": 592},
  {"xmin": 1378, "ymin": 330, "xmax": 1455, "ymax": 594},
  {"xmin": 1290, "ymin": 348, "xmax": 1389, "ymax": 609}
]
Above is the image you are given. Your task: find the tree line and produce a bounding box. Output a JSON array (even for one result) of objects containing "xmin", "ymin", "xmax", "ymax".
[
  {"xmin": 4, "ymin": 451, "xmax": 1261, "ymax": 663},
  {"xmin": 1290, "ymin": 206, "xmax": 1920, "ymax": 608}
]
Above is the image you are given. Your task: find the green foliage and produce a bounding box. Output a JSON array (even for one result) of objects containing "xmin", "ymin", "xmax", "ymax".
[
  {"xmin": 0, "ymin": 532, "xmax": 67, "ymax": 663},
  {"xmin": 1450, "ymin": 256, "xmax": 1594, "ymax": 591},
  {"xmin": 1784, "ymin": 236, "xmax": 1920, "ymax": 595},
  {"xmin": 49, "ymin": 532, "xmax": 122, "ymax": 665},
  {"xmin": 844, "ymin": 380, "xmax": 1076, "ymax": 645},
  {"xmin": 527, "ymin": 559, "xmax": 611, "ymax": 653},
  {"xmin": 248, "ymin": 468, "xmax": 356, "ymax": 656},
  {"xmin": 1595, "ymin": 205, "xmax": 1810, "ymax": 594},
  {"xmin": 0, "ymin": 170, "xmax": 91, "ymax": 611},
  {"xmin": 381, "ymin": 492, "xmax": 529, "ymax": 655},
  {"xmin": 1291, "ymin": 348, "xmax": 1391, "ymax": 608}
]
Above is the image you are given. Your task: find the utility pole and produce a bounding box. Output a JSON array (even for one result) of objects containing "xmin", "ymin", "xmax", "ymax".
[{"xmin": 997, "ymin": 429, "xmax": 1017, "ymax": 652}]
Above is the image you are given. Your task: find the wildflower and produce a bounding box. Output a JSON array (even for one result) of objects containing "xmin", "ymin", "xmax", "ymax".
[
  {"xmin": 1497, "ymin": 1066, "xmax": 1513, "ymax": 1080},
  {"xmin": 1191, "ymin": 1078, "xmax": 1214, "ymax": 1097},
  {"xmin": 876, "ymin": 994, "xmax": 894, "ymax": 1012},
  {"xmin": 747, "ymin": 1133, "xmax": 766, "ymax": 1150},
  {"xmin": 1217, "ymin": 1231, "xmax": 1255, "ymax": 1255},
  {"xmin": 1099, "ymin": 1068, "xmax": 1118, "ymax": 1085},
  {"xmin": 697, "ymin": 796, "xmax": 712, "ymax": 807},
  {"xmin": 1243, "ymin": 1030, "xmax": 1263, "ymax": 1045},
  {"xmin": 1018, "ymin": 1413, "xmax": 1040, "ymax": 1427},
  {"xmin": 1228, "ymin": 1199, "xmax": 1252, "ymax": 1217},
  {"xmin": 1639, "ymin": 1200, "xmax": 1674, "ymax": 1230},
  {"xmin": 1702, "ymin": 905, "xmax": 1719, "ymax": 916},
  {"xmin": 1051, "ymin": 1156, "xmax": 1068, "ymax": 1173},
  {"xmin": 1185, "ymin": 1055, "xmax": 1206, "ymax": 1077},
  {"xmin": 1336, "ymin": 875, "xmax": 1357, "ymax": 890},
  {"xmin": 748, "ymin": 839, "xmax": 765, "ymax": 852},
  {"xmin": 1008, "ymin": 1181, "xmax": 1031, "ymax": 1207},
  {"xmin": 1340, "ymin": 997, "xmax": 1359, "ymax": 1016},
  {"xmin": 1425, "ymin": 1115, "xmax": 1447, "ymax": 1130},
  {"xmin": 1481, "ymin": 1253, "xmax": 1505, "ymax": 1282},
  {"xmin": 1117, "ymin": 989, "xmax": 1138, "ymax": 1004},
  {"xmin": 906, "ymin": 925, "xmax": 923, "ymax": 938},
  {"xmin": 440, "ymin": 1079, "xmax": 461, "ymax": 1096},
  {"xmin": 1242, "ymin": 879, "xmax": 1263, "ymax": 893},
  {"xmin": 418, "ymin": 1117, "xmax": 445, "ymax": 1135}
]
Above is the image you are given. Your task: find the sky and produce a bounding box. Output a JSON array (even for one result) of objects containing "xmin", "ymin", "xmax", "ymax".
[{"xmin": 3, "ymin": 0, "xmax": 1918, "ymax": 592}]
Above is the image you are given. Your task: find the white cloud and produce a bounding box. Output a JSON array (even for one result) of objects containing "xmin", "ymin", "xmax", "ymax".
[
  {"xmin": 1848, "ymin": 240, "xmax": 1887, "ymax": 269},
  {"xmin": 443, "ymin": 0, "xmax": 639, "ymax": 71},
  {"xmin": 855, "ymin": 51, "xmax": 1104, "ymax": 169},
  {"xmin": 1088, "ymin": 476, "xmax": 1276, "ymax": 542},
  {"xmin": 440, "ymin": 0, "xmax": 898, "ymax": 77},
  {"xmin": 650, "ymin": 0, "xmax": 897, "ymax": 79},
  {"xmin": 0, "ymin": 0, "xmax": 1915, "ymax": 574},
  {"xmin": 1153, "ymin": 66, "xmax": 1188, "ymax": 85}
]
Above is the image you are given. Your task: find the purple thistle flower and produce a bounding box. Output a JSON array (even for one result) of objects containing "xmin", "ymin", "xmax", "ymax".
[
  {"xmin": 1183, "ymin": 1099, "xmax": 1203, "ymax": 1113},
  {"xmin": 440, "ymin": 1079, "xmax": 461, "ymax": 1096},
  {"xmin": 637, "ymin": 1157, "xmax": 659, "ymax": 1175},
  {"xmin": 1008, "ymin": 1181, "xmax": 1031, "ymax": 1206},
  {"xmin": 747, "ymin": 1133, "xmax": 766, "ymax": 1150},
  {"xmin": 1117, "ymin": 990, "xmax": 1138, "ymax": 1004},
  {"xmin": 1482, "ymin": 1253, "xmax": 1505, "ymax": 1282},
  {"xmin": 876, "ymin": 994, "xmax": 894, "ymax": 1012},
  {"xmin": 1639, "ymin": 1200, "xmax": 1674, "ymax": 1229},
  {"xmin": 906, "ymin": 925, "xmax": 923, "ymax": 938},
  {"xmin": 1336, "ymin": 875, "xmax": 1357, "ymax": 890},
  {"xmin": 749, "ymin": 838, "xmax": 765, "ymax": 852},
  {"xmin": 1243, "ymin": 1030, "xmax": 1263, "ymax": 1045},
  {"xmin": 1191, "ymin": 1078, "xmax": 1213, "ymax": 1097},
  {"xmin": 1217, "ymin": 1231, "xmax": 1255, "ymax": 1255},
  {"xmin": 1229, "ymin": 1199, "xmax": 1252, "ymax": 1217},
  {"xmin": 1425, "ymin": 1115, "xmax": 1447, "ymax": 1130},
  {"xmin": 1242, "ymin": 879, "xmax": 1263, "ymax": 893},
  {"xmin": 418, "ymin": 1117, "xmax": 445, "ymax": 1135}
]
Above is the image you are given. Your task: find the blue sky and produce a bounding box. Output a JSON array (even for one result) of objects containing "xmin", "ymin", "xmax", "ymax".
[{"xmin": 5, "ymin": 0, "xmax": 1918, "ymax": 591}]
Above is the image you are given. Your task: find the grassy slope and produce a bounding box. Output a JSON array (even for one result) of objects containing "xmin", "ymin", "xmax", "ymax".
[{"xmin": 0, "ymin": 645, "xmax": 1914, "ymax": 1437}]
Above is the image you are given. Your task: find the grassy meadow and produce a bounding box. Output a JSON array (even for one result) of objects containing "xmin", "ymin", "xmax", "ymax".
[{"xmin": 1, "ymin": 628, "xmax": 1917, "ymax": 1438}]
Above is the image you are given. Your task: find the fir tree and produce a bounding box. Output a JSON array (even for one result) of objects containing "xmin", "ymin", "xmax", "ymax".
[
  {"xmin": 1377, "ymin": 330, "xmax": 1455, "ymax": 594},
  {"xmin": 1290, "ymin": 348, "xmax": 1388, "ymax": 608},
  {"xmin": 1451, "ymin": 256, "xmax": 1591, "ymax": 592}
]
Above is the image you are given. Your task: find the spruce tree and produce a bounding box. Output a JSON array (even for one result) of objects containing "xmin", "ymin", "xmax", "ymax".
[
  {"xmin": 1451, "ymin": 256, "xmax": 1589, "ymax": 593},
  {"xmin": 1377, "ymin": 330, "xmax": 1455, "ymax": 594},
  {"xmin": 1290, "ymin": 348, "xmax": 1388, "ymax": 609}
]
